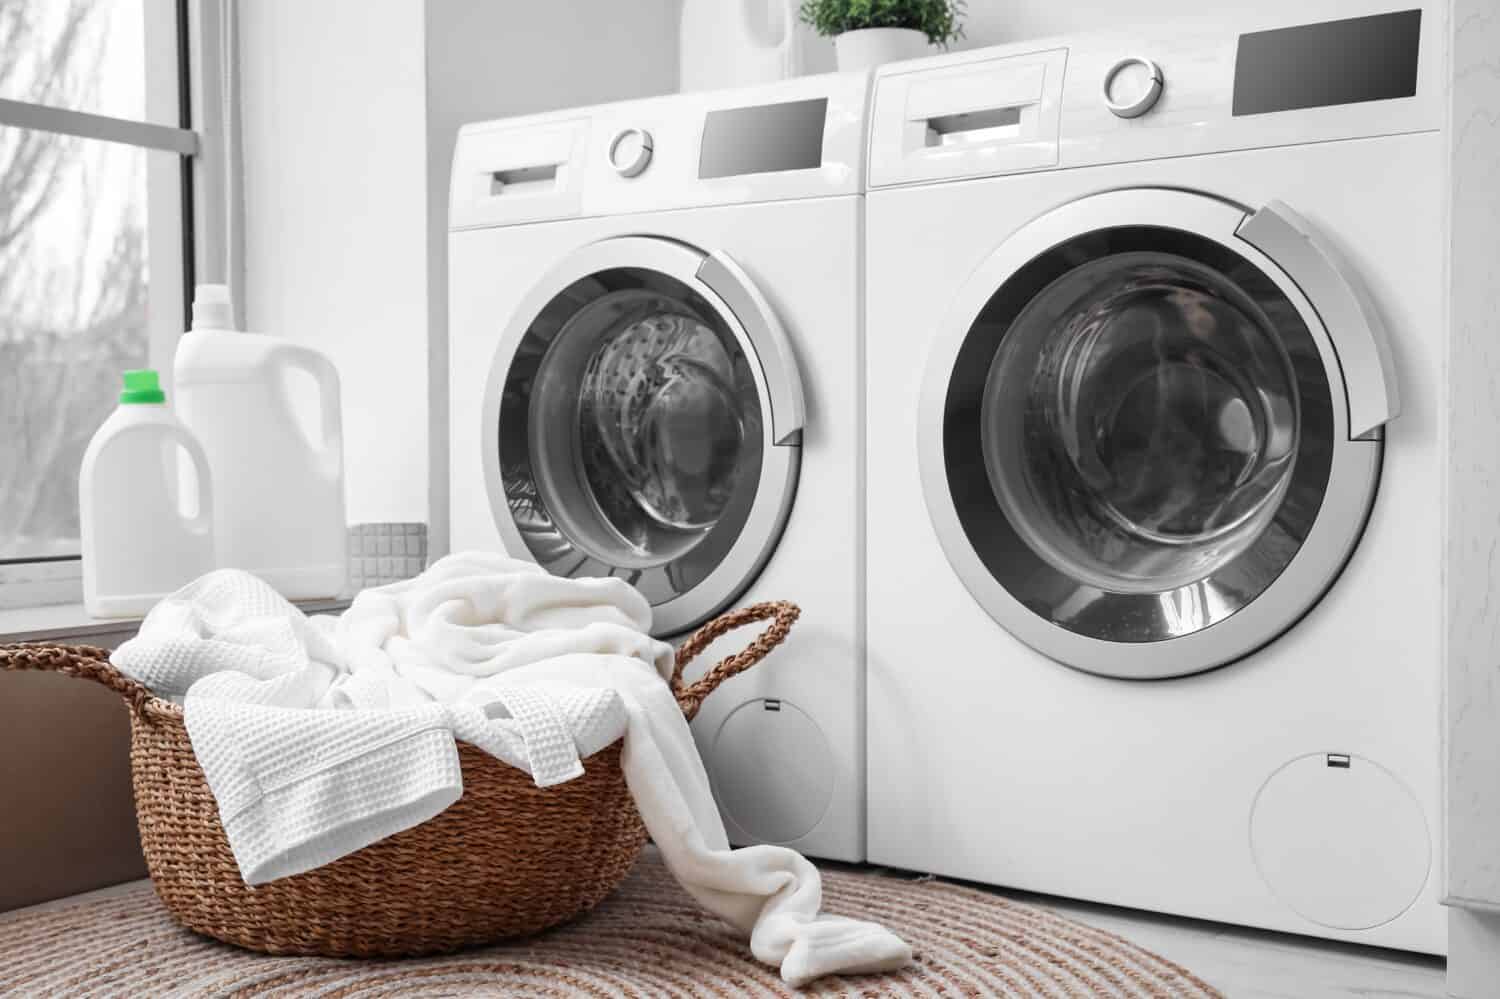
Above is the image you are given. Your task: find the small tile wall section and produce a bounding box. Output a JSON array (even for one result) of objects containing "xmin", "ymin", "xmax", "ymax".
[{"xmin": 348, "ymin": 523, "xmax": 428, "ymax": 591}]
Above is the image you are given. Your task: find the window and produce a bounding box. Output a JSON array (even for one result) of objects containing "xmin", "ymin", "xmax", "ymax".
[{"xmin": 0, "ymin": 0, "xmax": 202, "ymax": 608}]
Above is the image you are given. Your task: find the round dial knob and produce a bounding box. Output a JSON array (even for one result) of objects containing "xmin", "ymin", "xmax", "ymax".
[
  {"xmin": 1103, "ymin": 57, "xmax": 1164, "ymax": 119},
  {"xmin": 609, "ymin": 128, "xmax": 654, "ymax": 178}
]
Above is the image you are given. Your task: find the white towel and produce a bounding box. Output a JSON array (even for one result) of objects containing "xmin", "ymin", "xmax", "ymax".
[{"xmin": 111, "ymin": 552, "xmax": 910, "ymax": 986}]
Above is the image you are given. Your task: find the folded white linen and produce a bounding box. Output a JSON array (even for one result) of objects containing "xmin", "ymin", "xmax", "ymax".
[{"xmin": 110, "ymin": 552, "xmax": 910, "ymax": 986}]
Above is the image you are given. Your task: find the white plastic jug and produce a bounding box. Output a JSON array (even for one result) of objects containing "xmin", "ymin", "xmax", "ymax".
[
  {"xmin": 678, "ymin": 0, "xmax": 828, "ymax": 92},
  {"xmin": 79, "ymin": 369, "xmax": 215, "ymax": 618},
  {"xmin": 174, "ymin": 285, "xmax": 348, "ymax": 600}
]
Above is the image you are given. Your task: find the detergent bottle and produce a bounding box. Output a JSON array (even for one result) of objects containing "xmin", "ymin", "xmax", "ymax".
[
  {"xmin": 79, "ymin": 369, "xmax": 215, "ymax": 617},
  {"xmin": 174, "ymin": 284, "xmax": 348, "ymax": 599}
]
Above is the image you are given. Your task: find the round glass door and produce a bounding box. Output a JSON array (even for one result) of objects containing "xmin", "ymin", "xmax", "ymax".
[
  {"xmin": 921, "ymin": 191, "xmax": 1391, "ymax": 678},
  {"xmin": 986, "ymin": 252, "xmax": 1301, "ymax": 598},
  {"xmin": 483, "ymin": 237, "xmax": 802, "ymax": 637}
]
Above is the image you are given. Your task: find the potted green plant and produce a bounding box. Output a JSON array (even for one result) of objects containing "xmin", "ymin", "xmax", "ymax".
[{"xmin": 799, "ymin": 0, "xmax": 965, "ymax": 71}]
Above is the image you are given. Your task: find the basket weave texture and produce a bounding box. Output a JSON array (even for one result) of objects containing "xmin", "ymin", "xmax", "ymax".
[{"xmin": 0, "ymin": 600, "xmax": 799, "ymax": 957}]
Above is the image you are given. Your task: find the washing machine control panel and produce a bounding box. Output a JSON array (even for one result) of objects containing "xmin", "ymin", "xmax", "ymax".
[
  {"xmin": 608, "ymin": 127, "xmax": 653, "ymax": 178},
  {"xmin": 868, "ymin": 8, "xmax": 1440, "ymax": 188},
  {"xmin": 1103, "ymin": 56, "xmax": 1164, "ymax": 119}
]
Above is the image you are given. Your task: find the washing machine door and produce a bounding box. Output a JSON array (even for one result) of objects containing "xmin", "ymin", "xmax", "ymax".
[
  {"xmin": 921, "ymin": 189, "xmax": 1398, "ymax": 678},
  {"xmin": 482, "ymin": 235, "xmax": 804, "ymax": 637}
]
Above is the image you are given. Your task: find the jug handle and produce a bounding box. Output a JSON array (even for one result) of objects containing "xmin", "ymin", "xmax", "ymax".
[
  {"xmin": 740, "ymin": 0, "xmax": 801, "ymax": 66},
  {"xmin": 776, "ymin": 0, "xmax": 800, "ymax": 74},
  {"xmin": 273, "ymin": 343, "xmax": 344, "ymax": 478},
  {"xmin": 167, "ymin": 424, "xmax": 215, "ymax": 536}
]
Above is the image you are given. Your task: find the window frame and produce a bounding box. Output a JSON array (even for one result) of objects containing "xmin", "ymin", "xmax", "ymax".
[{"xmin": 0, "ymin": 0, "xmax": 224, "ymax": 611}]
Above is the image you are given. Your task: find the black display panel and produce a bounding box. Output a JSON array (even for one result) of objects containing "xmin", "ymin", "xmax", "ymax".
[
  {"xmin": 1232, "ymin": 9, "xmax": 1421, "ymax": 117},
  {"xmin": 699, "ymin": 98, "xmax": 827, "ymax": 179}
]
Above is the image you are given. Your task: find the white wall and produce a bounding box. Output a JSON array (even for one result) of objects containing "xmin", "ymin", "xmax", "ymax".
[
  {"xmin": 946, "ymin": 0, "xmax": 1308, "ymax": 46},
  {"xmin": 1444, "ymin": 0, "xmax": 1500, "ymax": 990},
  {"xmin": 775, "ymin": 0, "xmax": 1318, "ymax": 68},
  {"xmin": 237, "ymin": 0, "xmax": 431, "ymax": 525},
  {"xmin": 424, "ymin": 0, "xmax": 679, "ymax": 555}
]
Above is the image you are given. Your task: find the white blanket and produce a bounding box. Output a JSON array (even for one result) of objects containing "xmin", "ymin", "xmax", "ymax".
[{"xmin": 111, "ymin": 552, "xmax": 910, "ymax": 986}]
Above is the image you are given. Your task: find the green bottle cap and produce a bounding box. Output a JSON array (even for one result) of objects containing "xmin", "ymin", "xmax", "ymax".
[{"xmin": 119, "ymin": 369, "xmax": 165, "ymax": 405}]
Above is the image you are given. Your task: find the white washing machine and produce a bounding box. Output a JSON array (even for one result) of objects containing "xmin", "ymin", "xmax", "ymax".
[
  {"xmin": 448, "ymin": 74, "xmax": 869, "ymax": 862},
  {"xmin": 865, "ymin": 3, "xmax": 1446, "ymax": 952}
]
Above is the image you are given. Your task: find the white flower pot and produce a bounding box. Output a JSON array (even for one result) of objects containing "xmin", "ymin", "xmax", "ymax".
[{"xmin": 833, "ymin": 27, "xmax": 930, "ymax": 72}]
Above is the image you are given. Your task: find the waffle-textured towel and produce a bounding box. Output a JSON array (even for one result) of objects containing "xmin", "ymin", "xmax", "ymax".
[{"xmin": 110, "ymin": 552, "xmax": 910, "ymax": 987}]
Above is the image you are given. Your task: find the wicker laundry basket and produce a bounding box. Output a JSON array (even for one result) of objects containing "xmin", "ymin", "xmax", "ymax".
[{"xmin": 0, "ymin": 600, "xmax": 798, "ymax": 958}]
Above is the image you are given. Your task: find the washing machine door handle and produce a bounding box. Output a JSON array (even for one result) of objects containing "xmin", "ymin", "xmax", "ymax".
[
  {"xmin": 1236, "ymin": 200, "xmax": 1400, "ymax": 441},
  {"xmin": 697, "ymin": 249, "xmax": 807, "ymax": 446}
]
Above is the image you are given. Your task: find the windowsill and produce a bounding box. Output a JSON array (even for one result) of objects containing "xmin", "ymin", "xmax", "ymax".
[{"xmin": 0, "ymin": 598, "xmax": 351, "ymax": 644}]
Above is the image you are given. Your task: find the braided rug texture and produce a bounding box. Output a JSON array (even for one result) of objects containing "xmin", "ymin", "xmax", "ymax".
[{"xmin": 0, "ymin": 850, "xmax": 1222, "ymax": 997}]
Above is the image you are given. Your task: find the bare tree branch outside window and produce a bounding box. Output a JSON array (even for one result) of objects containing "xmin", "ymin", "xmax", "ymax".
[{"xmin": 0, "ymin": 0, "xmax": 150, "ymax": 561}]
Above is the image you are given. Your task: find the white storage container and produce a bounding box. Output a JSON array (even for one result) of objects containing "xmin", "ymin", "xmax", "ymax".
[
  {"xmin": 174, "ymin": 285, "xmax": 348, "ymax": 599},
  {"xmin": 79, "ymin": 369, "xmax": 215, "ymax": 618}
]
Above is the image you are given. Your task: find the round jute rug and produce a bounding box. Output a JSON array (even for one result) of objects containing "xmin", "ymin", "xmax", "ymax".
[{"xmin": 0, "ymin": 850, "xmax": 1223, "ymax": 997}]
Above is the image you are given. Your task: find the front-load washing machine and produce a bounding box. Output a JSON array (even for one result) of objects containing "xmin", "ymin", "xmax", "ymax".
[
  {"xmin": 865, "ymin": 3, "xmax": 1445, "ymax": 951},
  {"xmin": 448, "ymin": 74, "xmax": 869, "ymax": 861}
]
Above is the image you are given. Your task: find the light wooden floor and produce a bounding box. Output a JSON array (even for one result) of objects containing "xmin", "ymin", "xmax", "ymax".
[
  {"xmin": 16, "ymin": 872, "xmax": 1449, "ymax": 997},
  {"xmin": 1030, "ymin": 895, "xmax": 1445, "ymax": 997},
  {"xmin": 874, "ymin": 870, "xmax": 1448, "ymax": 998}
]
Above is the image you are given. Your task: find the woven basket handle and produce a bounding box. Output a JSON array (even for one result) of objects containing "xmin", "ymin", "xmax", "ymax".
[
  {"xmin": 0, "ymin": 643, "xmax": 154, "ymax": 718},
  {"xmin": 670, "ymin": 601, "xmax": 799, "ymax": 722},
  {"xmin": 0, "ymin": 604, "xmax": 802, "ymax": 727}
]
